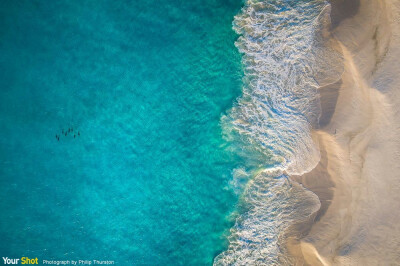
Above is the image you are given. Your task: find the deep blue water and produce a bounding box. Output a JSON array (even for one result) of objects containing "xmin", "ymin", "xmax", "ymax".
[{"xmin": 0, "ymin": 0, "xmax": 243, "ymax": 264}]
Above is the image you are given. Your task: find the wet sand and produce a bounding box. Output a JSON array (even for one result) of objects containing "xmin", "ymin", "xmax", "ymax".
[{"xmin": 288, "ymin": 0, "xmax": 400, "ymax": 264}]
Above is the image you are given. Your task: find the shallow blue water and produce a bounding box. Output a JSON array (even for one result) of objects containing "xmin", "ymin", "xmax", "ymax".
[{"xmin": 0, "ymin": 0, "xmax": 243, "ymax": 264}]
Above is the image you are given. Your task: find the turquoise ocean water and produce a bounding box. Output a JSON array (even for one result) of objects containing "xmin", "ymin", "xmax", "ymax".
[{"xmin": 0, "ymin": 0, "xmax": 244, "ymax": 265}]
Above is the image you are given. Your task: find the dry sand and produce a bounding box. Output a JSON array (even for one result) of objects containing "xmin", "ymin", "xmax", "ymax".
[{"xmin": 288, "ymin": 0, "xmax": 400, "ymax": 264}]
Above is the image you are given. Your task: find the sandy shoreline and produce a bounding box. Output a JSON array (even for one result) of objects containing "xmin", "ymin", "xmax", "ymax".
[{"xmin": 287, "ymin": 0, "xmax": 400, "ymax": 264}]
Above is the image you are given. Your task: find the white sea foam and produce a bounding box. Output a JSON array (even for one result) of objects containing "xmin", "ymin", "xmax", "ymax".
[
  {"xmin": 216, "ymin": 171, "xmax": 320, "ymax": 265},
  {"xmin": 224, "ymin": 0, "xmax": 333, "ymax": 176},
  {"xmin": 216, "ymin": 0, "xmax": 342, "ymax": 264}
]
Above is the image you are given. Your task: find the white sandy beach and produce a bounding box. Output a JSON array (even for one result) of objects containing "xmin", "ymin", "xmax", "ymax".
[{"xmin": 289, "ymin": 0, "xmax": 400, "ymax": 264}]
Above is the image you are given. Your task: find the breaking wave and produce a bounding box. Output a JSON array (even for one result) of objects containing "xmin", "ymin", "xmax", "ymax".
[{"xmin": 216, "ymin": 0, "xmax": 343, "ymax": 264}]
